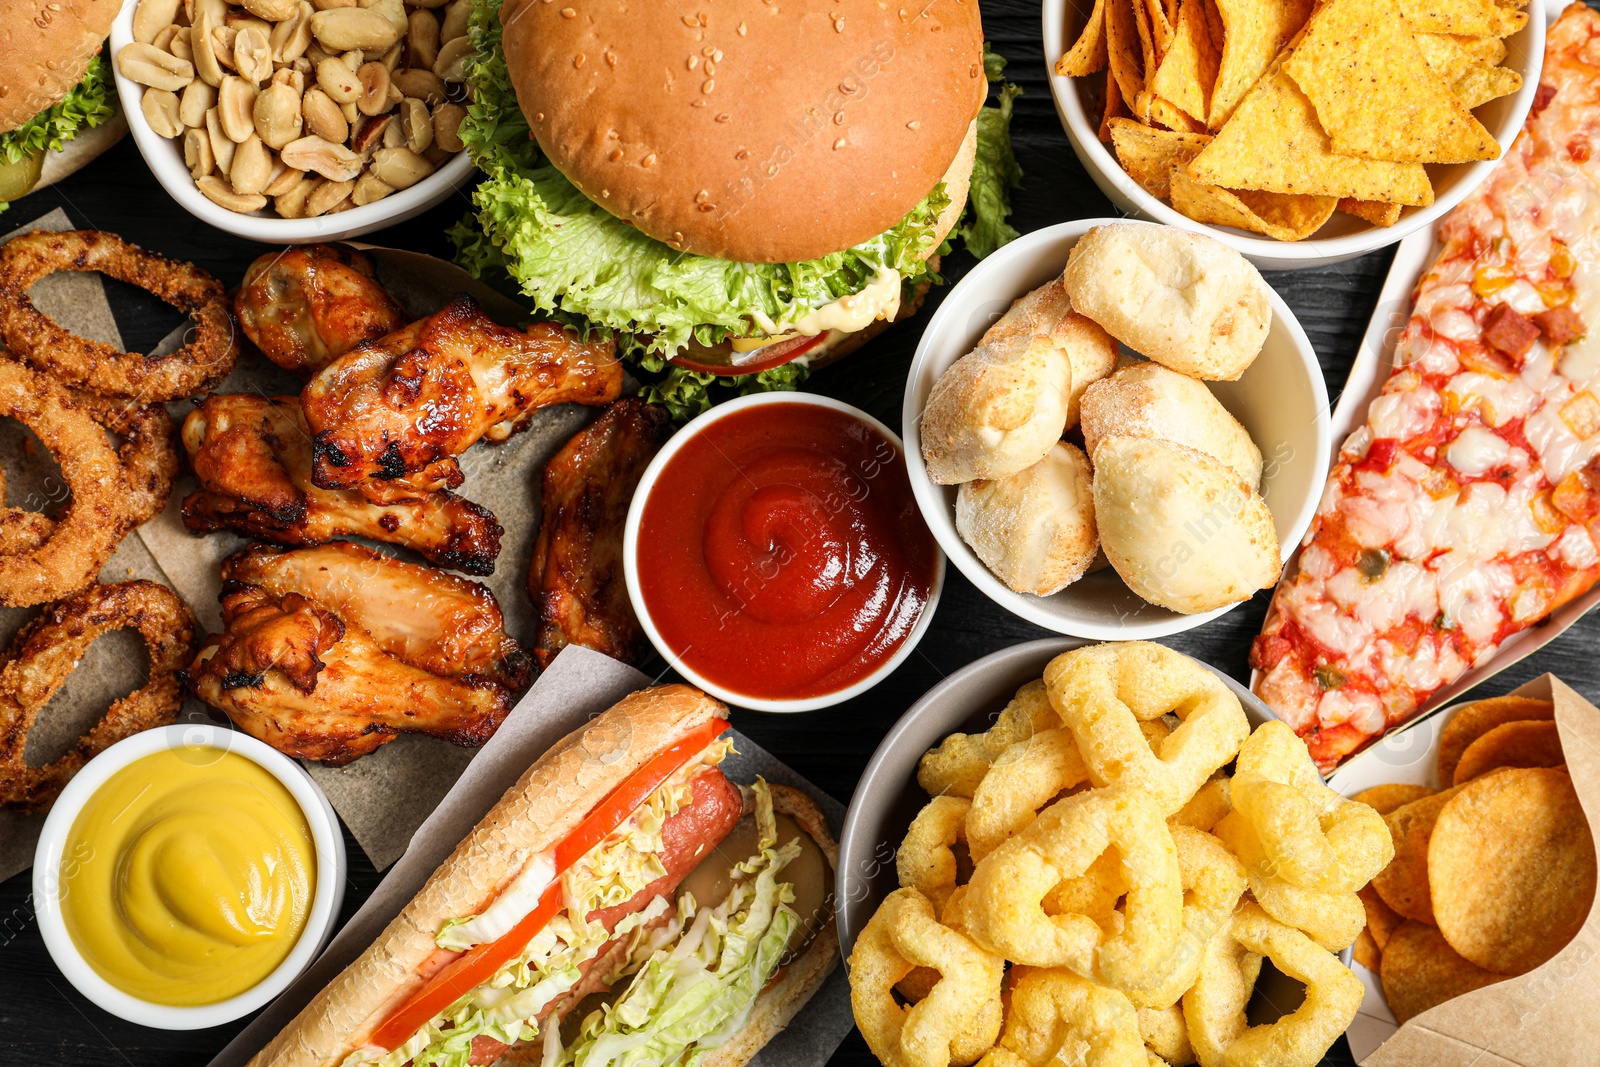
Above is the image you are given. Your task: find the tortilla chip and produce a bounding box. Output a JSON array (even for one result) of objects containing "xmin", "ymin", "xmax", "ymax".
[
  {"xmin": 1338, "ymin": 197, "xmax": 1404, "ymax": 225},
  {"xmin": 1145, "ymin": 0, "xmax": 1177, "ymax": 58},
  {"xmin": 1452, "ymin": 63, "xmax": 1523, "ymax": 107},
  {"xmin": 1208, "ymin": 0, "xmax": 1313, "ymax": 127},
  {"xmin": 1146, "ymin": 93, "xmax": 1210, "ymax": 131},
  {"xmin": 1202, "ymin": 0, "xmax": 1227, "ymax": 55},
  {"xmin": 1430, "ymin": 768, "xmax": 1597, "ymax": 975},
  {"xmin": 1132, "ymin": 0, "xmax": 1160, "ymax": 100},
  {"xmin": 1190, "ymin": 63, "xmax": 1435, "ymax": 204},
  {"xmin": 1107, "ymin": 0, "xmax": 1146, "ymax": 110},
  {"xmin": 1399, "ymin": 0, "xmax": 1527, "ymax": 36},
  {"xmin": 1059, "ymin": 0, "xmax": 1111, "ymax": 76},
  {"xmin": 1101, "ymin": 66, "xmax": 1133, "ymax": 141},
  {"xmin": 1170, "ymin": 167, "xmax": 1338, "ymax": 239},
  {"xmin": 1380, "ymin": 921, "xmax": 1506, "ymax": 1024},
  {"xmin": 1285, "ymin": 0, "xmax": 1498, "ymax": 164},
  {"xmin": 1351, "ymin": 783, "xmax": 1437, "ymax": 815},
  {"xmin": 1110, "ymin": 118, "xmax": 1212, "ymax": 196},
  {"xmin": 1451, "ymin": 719, "xmax": 1565, "ymax": 784},
  {"xmin": 1150, "ymin": 0, "xmax": 1221, "ymax": 121},
  {"xmin": 1437, "ymin": 696, "xmax": 1554, "ymax": 785},
  {"xmin": 1415, "ymin": 31, "xmax": 1509, "ymax": 82}
]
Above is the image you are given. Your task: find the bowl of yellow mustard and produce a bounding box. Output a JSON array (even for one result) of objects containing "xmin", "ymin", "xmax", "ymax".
[{"xmin": 32, "ymin": 723, "xmax": 345, "ymax": 1028}]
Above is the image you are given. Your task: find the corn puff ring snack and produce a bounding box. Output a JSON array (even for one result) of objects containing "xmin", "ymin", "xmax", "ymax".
[
  {"xmin": 898, "ymin": 796, "xmax": 972, "ymax": 911},
  {"xmin": 976, "ymin": 968, "xmax": 1148, "ymax": 1067},
  {"xmin": 1125, "ymin": 827, "xmax": 1246, "ymax": 1010},
  {"xmin": 1044, "ymin": 643, "xmax": 1248, "ymax": 816},
  {"xmin": 965, "ymin": 787, "xmax": 1183, "ymax": 990},
  {"xmin": 1182, "ymin": 918, "xmax": 1263, "ymax": 1067},
  {"xmin": 1173, "ymin": 776, "xmax": 1232, "ymax": 833},
  {"xmin": 966, "ymin": 729, "xmax": 1089, "ymax": 861},
  {"xmin": 1244, "ymin": 871, "xmax": 1366, "ymax": 952},
  {"xmin": 1215, "ymin": 721, "xmax": 1393, "ymax": 893},
  {"xmin": 851, "ymin": 888, "xmax": 1006, "ymax": 1067},
  {"xmin": 919, "ymin": 680, "xmax": 1060, "ymax": 799},
  {"xmin": 1137, "ymin": 1003, "xmax": 1195, "ymax": 1067}
]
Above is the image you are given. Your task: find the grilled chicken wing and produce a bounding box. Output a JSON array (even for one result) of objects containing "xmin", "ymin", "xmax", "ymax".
[
  {"xmin": 234, "ymin": 245, "xmax": 408, "ymax": 377},
  {"xmin": 529, "ymin": 399, "xmax": 672, "ymax": 668},
  {"xmin": 186, "ymin": 542, "xmax": 530, "ymax": 764},
  {"xmin": 302, "ymin": 295, "xmax": 622, "ymax": 501},
  {"xmin": 180, "ymin": 394, "xmax": 504, "ymax": 574}
]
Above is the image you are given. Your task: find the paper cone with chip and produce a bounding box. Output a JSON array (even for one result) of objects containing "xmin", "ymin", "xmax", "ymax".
[{"xmin": 1349, "ymin": 676, "xmax": 1600, "ymax": 1066}]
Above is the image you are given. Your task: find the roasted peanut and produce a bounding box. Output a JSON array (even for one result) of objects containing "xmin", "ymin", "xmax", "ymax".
[
  {"xmin": 398, "ymin": 97, "xmax": 431, "ymax": 153},
  {"xmin": 316, "ymin": 56, "xmax": 362, "ymax": 102},
  {"xmin": 211, "ymin": 25, "xmax": 239, "ymax": 70},
  {"xmin": 280, "ymin": 134, "xmax": 362, "ymax": 180},
  {"xmin": 312, "ymin": 0, "xmax": 357, "ymax": 8},
  {"xmin": 169, "ymin": 26, "xmax": 194, "ymax": 62},
  {"xmin": 264, "ymin": 164, "xmax": 306, "ymax": 196},
  {"xmin": 118, "ymin": 42, "xmax": 196, "ymax": 91},
  {"xmin": 381, "ymin": 114, "xmax": 406, "ymax": 148},
  {"xmin": 401, "ymin": 9, "xmax": 439, "ymax": 70},
  {"xmin": 379, "ymin": 41, "xmax": 403, "ymax": 71},
  {"xmin": 197, "ymin": 175, "xmax": 268, "ymax": 212},
  {"xmin": 309, "ymin": 7, "xmax": 402, "ymax": 52},
  {"xmin": 234, "ymin": 27, "xmax": 273, "ymax": 83},
  {"xmin": 179, "ymin": 79, "xmax": 218, "ymax": 128},
  {"xmin": 275, "ymin": 174, "xmax": 319, "ymax": 216},
  {"xmin": 432, "ymin": 36, "xmax": 470, "ymax": 82},
  {"xmin": 218, "ymin": 76, "xmax": 258, "ymax": 142},
  {"xmin": 231, "ymin": 134, "xmax": 273, "ymax": 194},
  {"xmin": 356, "ymin": 61, "xmax": 391, "ymax": 116},
  {"xmin": 301, "ymin": 87, "xmax": 348, "ymax": 141},
  {"xmin": 371, "ymin": 146, "xmax": 434, "ymax": 189},
  {"xmin": 305, "ymin": 177, "xmax": 354, "ymax": 216},
  {"xmin": 205, "ymin": 107, "xmax": 236, "ymax": 176},
  {"xmin": 141, "ymin": 88, "xmax": 183, "ymax": 138},
  {"xmin": 350, "ymin": 113, "xmax": 391, "ymax": 157},
  {"xmin": 271, "ymin": 3, "xmax": 314, "ymax": 63},
  {"xmin": 183, "ymin": 127, "xmax": 216, "ymax": 178},
  {"xmin": 430, "ymin": 101, "xmax": 464, "ymax": 153},
  {"xmin": 361, "ymin": 0, "xmax": 407, "ymax": 34},
  {"xmin": 410, "ymin": 0, "xmax": 448, "ymax": 10},
  {"xmin": 271, "ymin": 66, "xmax": 307, "ymax": 93},
  {"xmin": 352, "ymin": 170, "xmax": 394, "ymax": 205},
  {"xmin": 192, "ymin": 12, "xmax": 225, "ymax": 86},
  {"xmin": 254, "ymin": 82, "xmax": 303, "ymax": 148},
  {"xmin": 152, "ymin": 24, "xmax": 178, "ymax": 54},
  {"xmin": 240, "ymin": 0, "xmax": 296, "ymax": 19},
  {"xmin": 191, "ymin": 0, "xmax": 229, "ymax": 30},
  {"xmin": 439, "ymin": 0, "xmax": 469, "ymax": 42},
  {"xmin": 392, "ymin": 67, "xmax": 446, "ymax": 104},
  {"xmin": 227, "ymin": 14, "xmax": 275, "ymax": 40},
  {"xmin": 134, "ymin": 0, "xmax": 183, "ymax": 44}
]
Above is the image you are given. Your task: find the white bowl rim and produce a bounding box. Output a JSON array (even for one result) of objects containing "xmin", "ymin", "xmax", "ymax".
[
  {"xmin": 108, "ymin": 7, "xmax": 476, "ymax": 243},
  {"xmin": 32, "ymin": 723, "xmax": 346, "ymax": 1029},
  {"xmin": 902, "ymin": 217, "xmax": 1331, "ymax": 640},
  {"xmin": 1039, "ymin": 0, "xmax": 1546, "ymax": 263},
  {"xmin": 623, "ymin": 391, "xmax": 946, "ymax": 713}
]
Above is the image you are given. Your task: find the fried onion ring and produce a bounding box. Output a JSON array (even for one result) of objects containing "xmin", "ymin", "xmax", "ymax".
[
  {"xmin": 977, "ymin": 968, "xmax": 1147, "ymax": 1067},
  {"xmin": 0, "ymin": 363, "xmax": 133, "ymax": 607},
  {"xmin": 0, "ymin": 230, "xmax": 238, "ymax": 401},
  {"xmin": 850, "ymin": 887, "xmax": 1005, "ymax": 1067},
  {"xmin": 898, "ymin": 795, "xmax": 971, "ymax": 912},
  {"xmin": 1044, "ymin": 643, "xmax": 1249, "ymax": 817},
  {"xmin": 0, "ymin": 580, "xmax": 198, "ymax": 811},
  {"xmin": 964, "ymin": 787, "xmax": 1182, "ymax": 990}
]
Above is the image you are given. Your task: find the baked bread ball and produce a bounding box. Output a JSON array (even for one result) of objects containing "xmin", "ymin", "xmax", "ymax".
[
  {"xmin": 956, "ymin": 442, "xmax": 1098, "ymax": 596},
  {"xmin": 974, "ymin": 279, "xmax": 1120, "ymax": 428},
  {"xmin": 1061, "ymin": 224, "xmax": 1272, "ymax": 381},
  {"xmin": 1081, "ymin": 361, "xmax": 1265, "ymax": 487},
  {"xmin": 1093, "ymin": 436, "xmax": 1281, "ymax": 613}
]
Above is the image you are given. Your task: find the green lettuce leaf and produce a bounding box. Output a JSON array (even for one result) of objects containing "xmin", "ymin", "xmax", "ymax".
[
  {"xmin": 0, "ymin": 54, "xmax": 115, "ymax": 167},
  {"xmin": 957, "ymin": 72, "xmax": 1023, "ymax": 260}
]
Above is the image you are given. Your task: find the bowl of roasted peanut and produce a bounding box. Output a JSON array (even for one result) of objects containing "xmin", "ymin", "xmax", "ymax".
[{"xmin": 110, "ymin": 0, "xmax": 476, "ymax": 242}]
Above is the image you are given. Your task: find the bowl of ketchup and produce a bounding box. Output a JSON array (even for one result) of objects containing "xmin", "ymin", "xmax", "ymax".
[{"xmin": 625, "ymin": 393, "xmax": 944, "ymax": 711}]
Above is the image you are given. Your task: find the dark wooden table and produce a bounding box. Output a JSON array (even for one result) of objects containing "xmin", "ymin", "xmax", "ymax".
[{"xmin": 4, "ymin": 2, "xmax": 1596, "ymax": 1063}]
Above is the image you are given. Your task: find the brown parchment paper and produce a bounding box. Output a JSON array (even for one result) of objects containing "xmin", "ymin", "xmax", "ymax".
[
  {"xmin": 132, "ymin": 244, "xmax": 622, "ymax": 870},
  {"xmin": 1361, "ymin": 674, "xmax": 1600, "ymax": 1067},
  {"xmin": 205, "ymin": 644, "xmax": 852, "ymax": 1067},
  {"xmin": 0, "ymin": 208, "xmax": 213, "ymax": 884}
]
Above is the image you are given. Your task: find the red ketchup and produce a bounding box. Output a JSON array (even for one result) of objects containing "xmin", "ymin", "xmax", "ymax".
[{"xmin": 635, "ymin": 401, "xmax": 938, "ymax": 702}]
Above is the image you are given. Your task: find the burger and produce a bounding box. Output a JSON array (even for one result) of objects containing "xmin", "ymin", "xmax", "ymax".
[
  {"xmin": 452, "ymin": 0, "xmax": 1019, "ymax": 415},
  {"xmin": 0, "ymin": 0, "xmax": 121, "ymax": 210}
]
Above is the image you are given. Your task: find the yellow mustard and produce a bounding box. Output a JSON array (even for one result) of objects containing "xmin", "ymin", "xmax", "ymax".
[{"xmin": 59, "ymin": 747, "xmax": 316, "ymax": 1006}]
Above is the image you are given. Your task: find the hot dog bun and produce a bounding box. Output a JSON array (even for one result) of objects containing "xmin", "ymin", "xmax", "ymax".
[{"xmin": 249, "ymin": 684, "xmax": 839, "ymax": 1067}]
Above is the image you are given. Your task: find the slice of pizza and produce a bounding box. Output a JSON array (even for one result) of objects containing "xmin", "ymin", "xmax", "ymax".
[{"xmin": 1252, "ymin": 3, "xmax": 1600, "ymax": 771}]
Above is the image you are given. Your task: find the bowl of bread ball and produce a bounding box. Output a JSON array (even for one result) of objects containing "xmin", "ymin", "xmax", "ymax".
[{"xmin": 904, "ymin": 220, "xmax": 1332, "ymax": 639}]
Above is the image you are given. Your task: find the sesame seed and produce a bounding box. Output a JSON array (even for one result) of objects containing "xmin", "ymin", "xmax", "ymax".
[
  {"xmin": 705, "ymin": 60, "xmax": 716, "ymax": 75},
  {"xmin": 558, "ymin": 5, "xmax": 575, "ymax": 16},
  {"xmin": 840, "ymin": 81, "xmax": 856, "ymax": 94},
  {"xmin": 713, "ymin": 48, "xmax": 723, "ymax": 61},
  {"xmin": 535, "ymin": 112, "xmax": 545, "ymax": 121},
  {"xmin": 642, "ymin": 153, "xmax": 656, "ymax": 166},
  {"xmin": 832, "ymin": 110, "xmax": 845, "ymax": 124},
  {"xmin": 834, "ymin": 16, "xmax": 844, "ymax": 31},
  {"xmin": 698, "ymin": 203, "xmax": 715, "ymax": 212},
  {"xmin": 735, "ymin": 148, "xmax": 749, "ymax": 159},
  {"xmin": 691, "ymin": 99, "xmax": 707, "ymax": 107},
  {"xmin": 767, "ymin": 164, "xmax": 779, "ymax": 176},
  {"xmin": 609, "ymin": 148, "xmax": 623, "ymax": 161},
  {"xmin": 716, "ymin": 112, "xmax": 731, "ymax": 123},
  {"xmin": 695, "ymin": 189, "xmax": 710, "ymax": 202},
  {"xmin": 688, "ymin": 55, "xmax": 699, "ymax": 69},
  {"xmin": 702, "ymin": 78, "xmax": 715, "ymax": 93},
  {"xmin": 605, "ymin": 49, "xmax": 617, "ymax": 67},
  {"xmin": 701, "ymin": 45, "xmax": 716, "ymax": 57},
  {"xmin": 737, "ymin": 21, "xmax": 747, "ymax": 34},
  {"xmin": 574, "ymin": 53, "xmax": 585, "ymax": 67},
  {"xmin": 833, "ymin": 138, "xmax": 847, "ymax": 149},
  {"xmin": 907, "ymin": 120, "xmax": 921, "ymax": 129},
  {"xmin": 681, "ymin": 14, "xmax": 697, "ymax": 25}
]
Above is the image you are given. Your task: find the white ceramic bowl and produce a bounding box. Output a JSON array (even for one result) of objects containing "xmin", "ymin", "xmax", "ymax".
[
  {"xmin": 904, "ymin": 218, "xmax": 1330, "ymax": 640},
  {"xmin": 108, "ymin": 10, "xmax": 476, "ymax": 243},
  {"xmin": 1041, "ymin": 0, "xmax": 1546, "ymax": 270},
  {"xmin": 624, "ymin": 392, "xmax": 945, "ymax": 713},
  {"xmin": 33, "ymin": 723, "xmax": 346, "ymax": 1028}
]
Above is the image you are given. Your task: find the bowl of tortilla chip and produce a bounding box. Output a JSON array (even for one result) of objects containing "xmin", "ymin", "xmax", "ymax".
[{"xmin": 1042, "ymin": 0, "xmax": 1545, "ymax": 269}]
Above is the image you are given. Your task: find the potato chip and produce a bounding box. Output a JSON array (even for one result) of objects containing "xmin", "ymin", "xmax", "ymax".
[
  {"xmin": 1451, "ymin": 63, "xmax": 1523, "ymax": 108},
  {"xmin": 1351, "ymin": 783, "xmax": 1436, "ymax": 815},
  {"xmin": 1338, "ymin": 198, "xmax": 1404, "ymax": 226},
  {"xmin": 1399, "ymin": 0, "xmax": 1526, "ymax": 35},
  {"xmin": 1451, "ymin": 719, "xmax": 1565, "ymax": 784},
  {"xmin": 1285, "ymin": 0, "xmax": 1498, "ymax": 165},
  {"xmin": 1207, "ymin": 0, "xmax": 1312, "ymax": 127},
  {"xmin": 1169, "ymin": 167, "xmax": 1338, "ymax": 240},
  {"xmin": 1108, "ymin": 0, "xmax": 1147, "ymax": 110},
  {"xmin": 1437, "ymin": 695, "xmax": 1554, "ymax": 785},
  {"xmin": 1414, "ymin": 31, "xmax": 1509, "ymax": 83},
  {"xmin": 1190, "ymin": 64, "xmax": 1435, "ymax": 204},
  {"xmin": 1370, "ymin": 785, "xmax": 1463, "ymax": 923},
  {"xmin": 1353, "ymin": 926, "xmax": 1382, "ymax": 971},
  {"xmin": 1149, "ymin": 0, "xmax": 1221, "ymax": 122},
  {"xmin": 1360, "ymin": 884, "xmax": 1403, "ymax": 948},
  {"xmin": 1430, "ymin": 767, "xmax": 1597, "ymax": 975},
  {"xmin": 1058, "ymin": 0, "xmax": 1111, "ymax": 77},
  {"xmin": 1379, "ymin": 921, "xmax": 1505, "ymax": 1024}
]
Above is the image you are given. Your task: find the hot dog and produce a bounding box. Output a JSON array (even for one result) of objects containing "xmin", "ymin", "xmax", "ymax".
[{"xmin": 247, "ymin": 685, "xmax": 838, "ymax": 1067}]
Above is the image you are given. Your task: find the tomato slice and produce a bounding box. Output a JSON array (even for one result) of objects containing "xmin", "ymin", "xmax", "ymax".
[
  {"xmin": 668, "ymin": 333, "xmax": 828, "ymax": 377},
  {"xmin": 367, "ymin": 716, "xmax": 732, "ymax": 1052}
]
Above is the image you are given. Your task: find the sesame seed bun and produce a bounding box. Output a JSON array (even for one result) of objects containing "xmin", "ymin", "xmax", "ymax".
[
  {"xmin": 0, "ymin": 0, "xmax": 118, "ymax": 135},
  {"xmin": 500, "ymin": 0, "xmax": 988, "ymax": 264}
]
